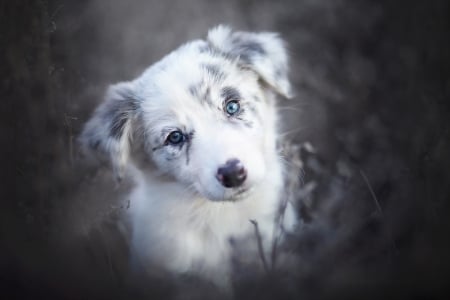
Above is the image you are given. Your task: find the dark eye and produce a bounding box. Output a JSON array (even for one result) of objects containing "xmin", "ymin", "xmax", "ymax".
[
  {"xmin": 166, "ymin": 131, "xmax": 185, "ymax": 145},
  {"xmin": 225, "ymin": 100, "xmax": 240, "ymax": 116}
]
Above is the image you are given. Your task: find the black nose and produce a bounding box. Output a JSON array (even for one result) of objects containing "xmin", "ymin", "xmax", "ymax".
[{"xmin": 216, "ymin": 159, "xmax": 247, "ymax": 188}]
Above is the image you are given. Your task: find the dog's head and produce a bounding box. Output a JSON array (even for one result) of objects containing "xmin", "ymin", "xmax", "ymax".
[{"xmin": 80, "ymin": 26, "xmax": 291, "ymax": 201}]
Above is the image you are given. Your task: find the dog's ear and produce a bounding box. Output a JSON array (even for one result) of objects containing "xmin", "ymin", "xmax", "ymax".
[
  {"xmin": 207, "ymin": 25, "xmax": 292, "ymax": 98},
  {"xmin": 79, "ymin": 81, "xmax": 138, "ymax": 180}
]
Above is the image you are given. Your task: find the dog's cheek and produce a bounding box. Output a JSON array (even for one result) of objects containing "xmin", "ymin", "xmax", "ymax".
[
  {"xmin": 150, "ymin": 149, "xmax": 180, "ymax": 174},
  {"xmin": 181, "ymin": 147, "xmax": 220, "ymax": 191},
  {"xmin": 165, "ymin": 153, "xmax": 194, "ymax": 184},
  {"xmin": 241, "ymin": 143, "xmax": 267, "ymax": 185}
]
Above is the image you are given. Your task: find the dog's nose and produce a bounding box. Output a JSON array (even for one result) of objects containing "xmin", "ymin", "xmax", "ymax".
[{"xmin": 216, "ymin": 159, "xmax": 247, "ymax": 188}]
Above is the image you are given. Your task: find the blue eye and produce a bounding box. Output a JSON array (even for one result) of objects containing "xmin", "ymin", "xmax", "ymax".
[
  {"xmin": 225, "ymin": 100, "xmax": 240, "ymax": 115},
  {"xmin": 167, "ymin": 131, "xmax": 185, "ymax": 145}
]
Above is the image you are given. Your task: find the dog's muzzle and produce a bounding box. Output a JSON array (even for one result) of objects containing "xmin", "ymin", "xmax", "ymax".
[{"xmin": 216, "ymin": 159, "xmax": 247, "ymax": 188}]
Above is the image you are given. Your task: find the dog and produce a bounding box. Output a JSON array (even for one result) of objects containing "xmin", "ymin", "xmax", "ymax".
[{"xmin": 80, "ymin": 25, "xmax": 297, "ymax": 290}]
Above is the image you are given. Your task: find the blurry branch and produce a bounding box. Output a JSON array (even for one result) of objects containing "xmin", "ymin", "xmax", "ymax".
[
  {"xmin": 360, "ymin": 169, "xmax": 398, "ymax": 254},
  {"xmin": 64, "ymin": 113, "xmax": 78, "ymax": 166},
  {"xmin": 272, "ymin": 142, "xmax": 309, "ymax": 268},
  {"xmin": 250, "ymin": 219, "xmax": 269, "ymax": 273},
  {"xmin": 271, "ymin": 194, "xmax": 289, "ymax": 270},
  {"xmin": 254, "ymin": 141, "xmax": 310, "ymax": 272},
  {"xmin": 359, "ymin": 169, "xmax": 383, "ymax": 215},
  {"xmin": 48, "ymin": 4, "xmax": 64, "ymax": 33},
  {"xmin": 98, "ymin": 225, "xmax": 117, "ymax": 282}
]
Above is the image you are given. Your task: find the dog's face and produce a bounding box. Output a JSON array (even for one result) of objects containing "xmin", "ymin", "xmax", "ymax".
[
  {"xmin": 140, "ymin": 53, "xmax": 272, "ymax": 201},
  {"xmin": 81, "ymin": 26, "xmax": 291, "ymax": 201}
]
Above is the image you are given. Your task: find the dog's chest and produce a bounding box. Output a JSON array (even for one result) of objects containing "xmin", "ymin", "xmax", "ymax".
[{"xmin": 129, "ymin": 180, "xmax": 278, "ymax": 273}]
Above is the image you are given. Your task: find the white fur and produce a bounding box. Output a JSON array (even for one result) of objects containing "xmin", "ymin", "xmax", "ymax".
[{"xmin": 80, "ymin": 26, "xmax": 297, "ymax": 289}]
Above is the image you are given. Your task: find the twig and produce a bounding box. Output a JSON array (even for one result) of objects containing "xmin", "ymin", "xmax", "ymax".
[
  {"xmin": 271, "ymin": 198, "xmax": 287, "ymax": 270},
  {"xmin": 359, "ymin": 169, "xmax": 383, "ymax": 215},
  {"xmin": 270, "ymin": 141, "xmax": 304, "ymax": 269},
  {"xmin": 360, "ymin": 169, "xmax": 398, "ymax": 254},
  {"xmin": 98, "ymin": 227, "xmax": 116, "ymax": 282},
  {"xmin": 50, "ymin": 4, "xmax": 64, "ymax": 21},
  {"xmin": 250, "ymin": 220, "xmax": 269, "ymax": 273},
  {"xmin": 64, "ymin": 114, "xmax": 78, "ymax": 166}
]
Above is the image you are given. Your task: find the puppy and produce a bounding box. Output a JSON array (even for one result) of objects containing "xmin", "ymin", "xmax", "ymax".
[{"xmin": 80, "ymin": 25, "xmax": 297, "ymax": 289}]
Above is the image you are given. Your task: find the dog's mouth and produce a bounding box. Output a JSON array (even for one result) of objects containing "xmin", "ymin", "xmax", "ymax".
[
  {"xmin": 216, "ymin": 186, "xmax": 253, "ymax": 202},
  {"xmin": 192, "ymin": 180, "xmax": 252, "ymax": 202}
]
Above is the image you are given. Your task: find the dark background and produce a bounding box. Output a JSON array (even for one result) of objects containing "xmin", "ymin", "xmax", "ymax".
[{"xmin": 1, "ymin": 0, "xmax": 449, "ymax": 299}]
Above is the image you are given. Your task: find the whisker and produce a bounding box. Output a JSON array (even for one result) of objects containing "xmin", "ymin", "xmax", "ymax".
[
  {"xmin": 278, "ymin": 127, "xmax": 306, "ymax": 138},
  {"xmin": 277, "ymin": 105, "xmax": 304, "ymax": 113}
]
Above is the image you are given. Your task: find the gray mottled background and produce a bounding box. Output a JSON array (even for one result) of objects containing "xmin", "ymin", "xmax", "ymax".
[{"xmin": 1, "ymin": 0, "xmax": 450, "ymax": 299}]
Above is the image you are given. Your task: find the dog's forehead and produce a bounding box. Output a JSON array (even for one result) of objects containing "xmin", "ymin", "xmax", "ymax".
[
  {"xmin": 138, "ymin": 40, "xmax": 233, "ymax": 87},
  {"xmin": 136, "ymin": 40, "xmax": 257, "ymax": 116},
  {"xmin": 158, "ymin": 41, "xmax": 241, "ymax": 88}
]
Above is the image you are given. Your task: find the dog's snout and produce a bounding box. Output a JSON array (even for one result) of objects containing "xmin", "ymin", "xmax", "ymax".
[{"xmin": 216, "ymin": 159, "xmax": 247, "ymax": 188}]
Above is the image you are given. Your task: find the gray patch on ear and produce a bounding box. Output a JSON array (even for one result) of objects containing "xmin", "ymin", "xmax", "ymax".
[
  {"xmin": 232, "ymin": 39, "xmax": 266, "ymax": 63},
  {"xmin": 108, "ymin": 91, "xmax": 139, "ymax": 139},
  {"xmin": 207, "ymin": 26, "xmax": 292, "ymax": 98},
  {"xmin": 79, "ymin": 81, "xmax": 138, "ymax": 179},
  {"xmin": 110, "ymin": 110, "xmax": 129, "ymax": 139}
]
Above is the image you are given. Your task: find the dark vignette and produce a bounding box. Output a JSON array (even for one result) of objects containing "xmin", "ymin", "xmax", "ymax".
[{"xmin": 1, "ymin": 0, "xmax": 449, "ymax": 299}]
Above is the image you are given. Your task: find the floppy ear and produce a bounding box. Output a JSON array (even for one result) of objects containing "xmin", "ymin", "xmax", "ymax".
[
  {"xmin": 79, "ymin": 81, "xmax": 138, "ymax": 180},
  {"xmin": 207, "ymin": 25, "xmax": 292, "ymax": 98}
]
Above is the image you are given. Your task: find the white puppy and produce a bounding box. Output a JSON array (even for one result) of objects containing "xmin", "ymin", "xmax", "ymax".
[{"xmin": 80, "ymin": 25, "xmax": 297, "ymax": 289}]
